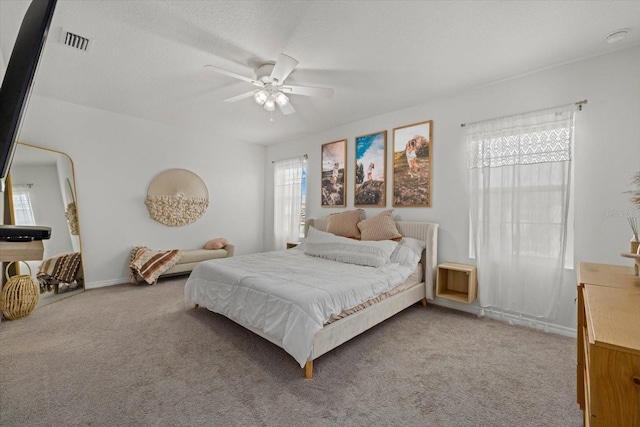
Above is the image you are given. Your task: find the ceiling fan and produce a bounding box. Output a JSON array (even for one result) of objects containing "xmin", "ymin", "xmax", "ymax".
[{"xmin": 205, "ymin": 53, "xmax": 334, "ymax": 116}]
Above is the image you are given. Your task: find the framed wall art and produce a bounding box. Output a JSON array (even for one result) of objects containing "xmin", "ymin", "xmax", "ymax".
[
  {"xmin": 321, "ymin": 139, "xmax": 347, "ymax": 207},
  {"xmin": 354, "ymin": 130, "xmax": 387, "ymax": 207},
  {"xmin": 392, "ymin": 120, "xmax": 433, "ymax": 207}
]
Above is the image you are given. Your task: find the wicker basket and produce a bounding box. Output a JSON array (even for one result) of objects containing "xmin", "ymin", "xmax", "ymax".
[{"xmin": 1, "ymin": 261, "xmax": 39, "ymax": 320}]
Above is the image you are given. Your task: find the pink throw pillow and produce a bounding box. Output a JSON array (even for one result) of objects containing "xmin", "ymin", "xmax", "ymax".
[{"xmin": 204, "ymin": 237, "xmax": 228, "ymax": 250}]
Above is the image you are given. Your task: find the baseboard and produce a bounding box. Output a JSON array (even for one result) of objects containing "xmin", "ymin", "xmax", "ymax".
[{"xmin": 431, "ymin": 298, "xmax": 577, "ymax": 339}]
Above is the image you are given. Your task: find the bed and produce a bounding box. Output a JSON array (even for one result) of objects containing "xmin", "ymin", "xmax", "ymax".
[{"xmin": 184, "ymin": 218, "xmax": 438, "ymax": 378}]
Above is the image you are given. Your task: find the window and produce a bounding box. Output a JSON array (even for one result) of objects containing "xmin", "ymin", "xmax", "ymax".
[
  {"xmin": 11, "ymin": 184, "xmax": 36, "ymax": 226},
  {"xmin": 468, "ymin": 129, "xmax": 574, "ymax": 265},
  {"xmin": 273, "ymin": 156, "xmax": 306, "ymax": 250}
]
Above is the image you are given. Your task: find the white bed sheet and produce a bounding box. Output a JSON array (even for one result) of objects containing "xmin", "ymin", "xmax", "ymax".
[{"xmin": 184, "ymin": 246, "xmax": 417, "ymax": 367}]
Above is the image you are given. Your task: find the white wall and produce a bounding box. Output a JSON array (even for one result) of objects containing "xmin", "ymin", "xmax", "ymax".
[
  {"xmin": 17, "ymin": 96, "xmax": 266, "ymax": 288},
  {"xmin": 265, "ymin": 47, "xmax": 640, "ymax": 332}
]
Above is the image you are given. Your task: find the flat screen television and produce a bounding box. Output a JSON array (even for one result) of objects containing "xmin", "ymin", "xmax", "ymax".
[{"xmin": 0, "ymin": 0, "xmax": 57, "ymax": 193}]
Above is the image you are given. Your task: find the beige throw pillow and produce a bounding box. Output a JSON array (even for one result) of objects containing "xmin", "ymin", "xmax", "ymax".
[
  {"xmin": 357, "ymin": 210, "xmax": 402, "ymax": 241},
  {"xmin": 326, "ymin": 209, "xmax": 364, "ymax": 239}
]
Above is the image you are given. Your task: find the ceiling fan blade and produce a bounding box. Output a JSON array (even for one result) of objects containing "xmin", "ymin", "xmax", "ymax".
[
  {"xmin": 223, "ymin": 90, "xmax": 258, "ymax": 103},
  {"xmin": 270, "ymin": 53, "xmax": 299, "ymax": 83},
  {"xmin": 281, "ymin": 84, "xmax": 334, "ymax": 98},
  {"xmin": 278, "ymin": 101, "xmax": 296, "ymax": 115},
  {"xmin": 205, "ymin": 65, "xmax": 262, "ymax": 87}
]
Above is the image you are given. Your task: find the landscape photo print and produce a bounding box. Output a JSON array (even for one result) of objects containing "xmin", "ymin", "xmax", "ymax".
[
  {"xmin": 321, "ymin": 139, "xmax": 347, "ymax": 207},
  {"xmin": 355, "ymin": 130, "xmax": 387, "ymax": 207},
  {"xmin": 392, "ymin": 120, "xmax": 433, "ymax": 207}
]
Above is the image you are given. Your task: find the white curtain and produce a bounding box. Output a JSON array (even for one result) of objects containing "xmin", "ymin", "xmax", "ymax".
[
  {"xmin": 273, "ymin": 156, "xmax": 305, "ymax": 251},
  {"xmin": 467, "ymin": 104, "xmax": 576, "ymax": 320}
]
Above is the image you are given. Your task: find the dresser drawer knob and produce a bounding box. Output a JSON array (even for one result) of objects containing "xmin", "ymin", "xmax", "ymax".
[{"xmin": 633, "ymin": 377, "xmax": 640, "ymax": 386}]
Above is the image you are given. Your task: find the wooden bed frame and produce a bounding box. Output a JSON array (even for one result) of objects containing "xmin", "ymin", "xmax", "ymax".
[{"xmin": 194, "ymin": 219, "xmax": 438, "ymax": 379}]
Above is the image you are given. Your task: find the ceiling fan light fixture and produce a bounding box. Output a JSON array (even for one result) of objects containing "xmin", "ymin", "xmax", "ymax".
[
  {"xmin": 264, "ymin": 97, "xmax": 276, "ymax": 112},
  {"xmin": 275, "ymin": 91, "xmax": 289, "ymax": 107},
  {"xmin": 207, "ymin": 52, "xmax": 333, "ymax": 116},
  {"xmin": 254, "ymin": 90, "xmax": 268, "ymax": 105}
]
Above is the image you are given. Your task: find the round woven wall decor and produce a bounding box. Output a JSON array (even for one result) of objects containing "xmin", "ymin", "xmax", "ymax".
[{"xmin": 145, "ymin": 169, "xmax": 209, "ymax": 226}]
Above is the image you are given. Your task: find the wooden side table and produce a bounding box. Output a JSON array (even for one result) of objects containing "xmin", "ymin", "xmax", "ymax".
[
  {"xmin": 436, "ymin": 262, "xmax": 477, "ymax": 303},
  {"xmin": 0, "ymin": 240, "xmax": 44, "ymax": 262}
]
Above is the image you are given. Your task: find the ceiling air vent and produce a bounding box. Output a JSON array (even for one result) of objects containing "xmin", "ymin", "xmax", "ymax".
[{"xmin": 61, "ymin": 29, "xmax": 91, "ymax": 51}]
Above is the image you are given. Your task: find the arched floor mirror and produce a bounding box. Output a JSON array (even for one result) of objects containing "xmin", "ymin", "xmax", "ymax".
[{"xmin": 7, "ymin": 142, "xmax": 84, "ymax": 307}]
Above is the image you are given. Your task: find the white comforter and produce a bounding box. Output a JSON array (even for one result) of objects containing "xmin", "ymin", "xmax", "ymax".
[{"xmin": 184, "ymin": 245, "xmax": 417, "ymax": 367}]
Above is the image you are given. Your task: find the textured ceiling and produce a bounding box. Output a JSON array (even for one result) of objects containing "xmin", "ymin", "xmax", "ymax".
[{"xmin": 1, "ymin": 0, "xmax": 639, "ymax": 145}]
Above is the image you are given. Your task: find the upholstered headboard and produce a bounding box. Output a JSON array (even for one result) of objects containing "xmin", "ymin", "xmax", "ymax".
[{"xmin": 305, "ymin": 218, "xmax": 439, "ymax": 299}]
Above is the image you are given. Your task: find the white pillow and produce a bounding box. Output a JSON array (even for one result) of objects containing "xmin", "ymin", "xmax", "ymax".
[
  {"xmin": 389, "ymin": 237, "xmax": 425, "ymax": 268},
  {"xmin": 304, "ymin": 227, "xmax": 398, "ymax": 268}
]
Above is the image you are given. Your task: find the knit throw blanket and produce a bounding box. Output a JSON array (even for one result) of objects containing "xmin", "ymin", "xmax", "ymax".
[
  {"xmin": 37, "ymin": 252, "xmax": 82, "ymax": 285},
  {"xmin": 129, "ymin": 246, "xmax": 183, "ymax": 285}
]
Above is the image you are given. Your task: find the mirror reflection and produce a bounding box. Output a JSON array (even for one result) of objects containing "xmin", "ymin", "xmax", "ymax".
[{"xmin": 9, "ymin": 142, "xmax": 84, "ymax": 307}]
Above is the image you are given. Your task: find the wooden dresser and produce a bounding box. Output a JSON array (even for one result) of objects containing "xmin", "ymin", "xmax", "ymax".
[{"xmin": 577, "ymin": 262, "xmax": 640, "ymax": 426}]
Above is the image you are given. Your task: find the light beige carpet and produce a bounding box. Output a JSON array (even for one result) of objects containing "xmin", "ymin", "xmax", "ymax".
[{"xmin": 0, "ymin": 276, "xmax": 582, "ymax": 426}]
